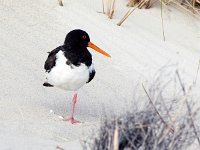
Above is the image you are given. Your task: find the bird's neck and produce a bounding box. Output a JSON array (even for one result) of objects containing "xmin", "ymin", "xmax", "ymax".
[{"xmin": 63, "ymin": 44, "xmax": 88, "ymax": 54}]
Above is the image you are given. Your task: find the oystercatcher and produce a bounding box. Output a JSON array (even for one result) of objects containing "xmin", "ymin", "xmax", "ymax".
[{"xmin": 43, "ymin": 29, "xmax": 111, "ymax": 123}]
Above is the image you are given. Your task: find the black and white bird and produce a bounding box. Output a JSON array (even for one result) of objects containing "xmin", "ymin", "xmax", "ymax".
[{"xmin": 43, "ymin": 29, "xmax": 111, "ymax": 123}]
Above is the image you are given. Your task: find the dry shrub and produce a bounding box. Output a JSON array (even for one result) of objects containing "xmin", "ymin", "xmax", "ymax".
[
  {"xmin": 127, "ymin": 0, "xmax": 200, "ymax": 11},
  {"xmin": 127, "ymin": 0, "xmax": 152, "ymax": 9},
  {"xmin": 84, "ymin": 68, "xmax": 200, "ymax": 150}
]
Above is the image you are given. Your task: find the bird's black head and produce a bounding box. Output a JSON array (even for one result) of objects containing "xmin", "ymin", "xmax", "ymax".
[
  {"xmin": 64, "ymin": 29, "xmax": 90, "ymax": 49},
  {"xmin": 64, "ymin": 29, "xmax": 111, "ymax": 57}
]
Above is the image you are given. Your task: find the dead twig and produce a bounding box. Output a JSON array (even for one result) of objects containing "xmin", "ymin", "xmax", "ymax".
[
  {"xmin": 108, "ymin": 0, "xmax": 116, "ymax": 19},
  {"xmin": 176, "ymin": 70, "xmax": 200, "ymax": 145},
  {"xmin": 113, "ymin": 120, "xmax": 119, "ymax": 150},
  {"xmin": 194, "ymin": 59, "xmax": 200, "ymax": 85},
  {"xmin": 160, "ymin": 0, "xmax": 166, "ymax": 41},
  {"xmin": 102, "ymin": 0, "xmax": 105, "ymax": 14},
  {"xmin": 117, "ymin": 0, "xmax": 146, "ymax": 26},
  {"xmin": 142, "ymin": 84, "xmax": 174, "ymax": 133}
]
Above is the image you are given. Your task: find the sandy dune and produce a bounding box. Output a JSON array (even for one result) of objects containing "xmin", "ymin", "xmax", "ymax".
[{"xmin": 0, "ymin": 0, "xmax": 200, "ymax": 149}]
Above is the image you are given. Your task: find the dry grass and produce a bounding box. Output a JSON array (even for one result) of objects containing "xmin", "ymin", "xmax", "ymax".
[
  {"xmin": 84, "ymin": 69, "xmax": 200, "ymax": 150},
  {"xmin": 115, "ymin": 0, "xmax": 200, "ymax": 26},
  {"xmin": 117, "ymin": 0, "xmax": 146, "ymax": 26},
  {"xmin": 194, "ymin": 59, "xmax": 200, "ymax": 85},
  {"xmin": 58, "ymin": 0, "xmax": 63, "ymax": 6},
  {"xmin": 127, "ymin": 0, "xmax": 200, "ymax": 11},
  {"xmin": 127, "ymin": 0, "xmax": 152, "ymax": 8},
  {"xmin": 160, "ymin": 0, "xmax": 166, "ymax": 41},
  {"xmin": 101, "ymin": 0, "xmax": 116, "ymax": 19}
]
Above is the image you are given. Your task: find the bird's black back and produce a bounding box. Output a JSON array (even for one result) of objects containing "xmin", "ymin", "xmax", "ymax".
[{"xmin": 44, "ymin": 46, "xmax": 61, "ymax": 73}]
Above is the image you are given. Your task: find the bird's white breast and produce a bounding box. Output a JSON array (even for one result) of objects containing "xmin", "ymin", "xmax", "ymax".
[{"xmin": 45, "ymin": 51, "xmax": 93, "ymax": 91}]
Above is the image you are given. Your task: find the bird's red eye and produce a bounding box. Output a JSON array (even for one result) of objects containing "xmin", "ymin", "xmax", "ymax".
[{"xmin": 82, "ymin": 35, "xmax": 86, "ymax": 39}]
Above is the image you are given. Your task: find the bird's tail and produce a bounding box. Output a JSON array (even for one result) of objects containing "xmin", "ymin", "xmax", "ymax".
[{"xmin": 43, "ymin": 82, "xmax": 53, "ymax": 87}]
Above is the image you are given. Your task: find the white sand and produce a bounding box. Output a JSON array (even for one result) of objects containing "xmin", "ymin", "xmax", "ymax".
[{"xmin": 0, "ymin": 0, "xmax": 200, "ymax": 149}]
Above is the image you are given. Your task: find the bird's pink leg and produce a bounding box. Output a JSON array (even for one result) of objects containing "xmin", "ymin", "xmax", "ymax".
[{"xmin": 63, "ymin": 92, "xmax": 80, "ymax": 124}]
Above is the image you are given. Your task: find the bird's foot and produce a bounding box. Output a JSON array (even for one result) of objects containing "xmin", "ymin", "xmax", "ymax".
[{"xmin": 63, "ymin": 117, "xmax": 80, "ymax": 124}]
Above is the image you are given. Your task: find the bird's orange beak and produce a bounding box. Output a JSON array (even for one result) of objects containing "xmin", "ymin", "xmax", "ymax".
[{"xmin": 88, "ymin": 42, "xmax": 111, "ymax": 58}]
